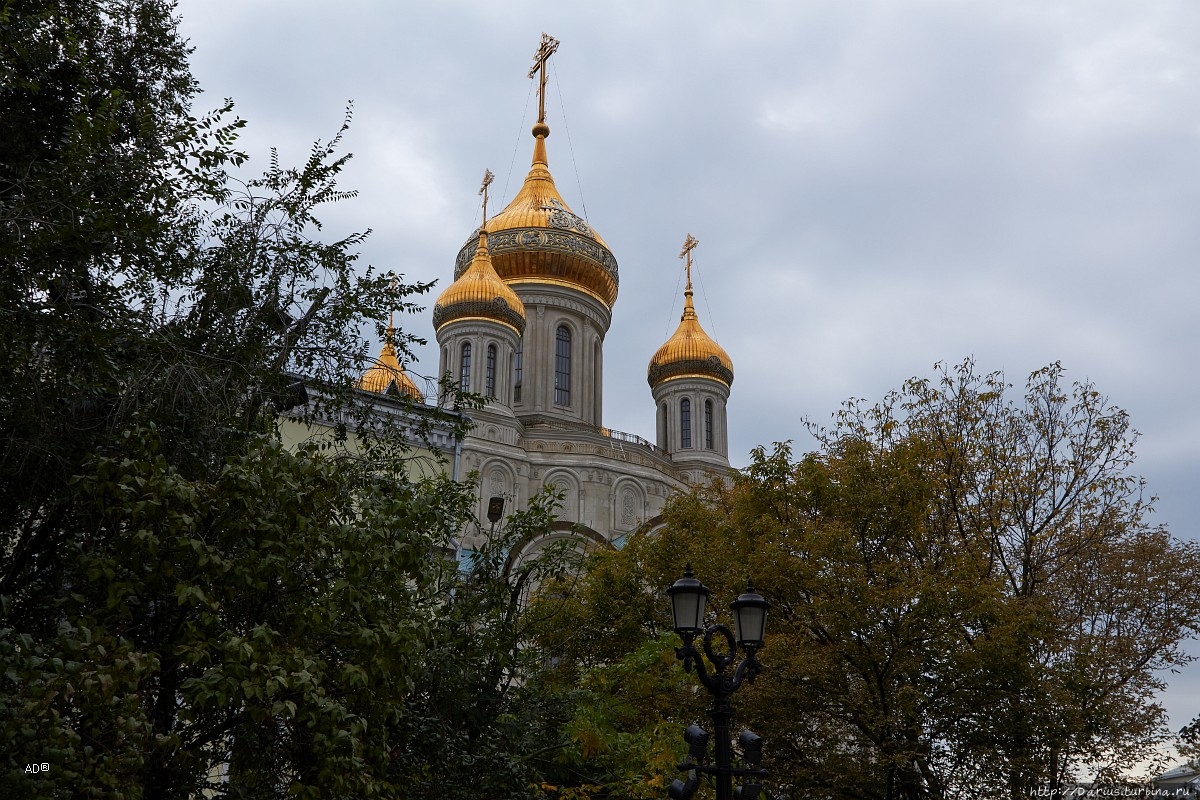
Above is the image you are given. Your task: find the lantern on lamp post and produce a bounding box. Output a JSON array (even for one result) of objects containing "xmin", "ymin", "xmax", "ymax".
[
  {"xmin": 666, "ymin": 565, "xmax": 770, "ymax": 800},
  {"xmin": 666, "ymin": 563, "xmax": 710, "ymax": 638}
]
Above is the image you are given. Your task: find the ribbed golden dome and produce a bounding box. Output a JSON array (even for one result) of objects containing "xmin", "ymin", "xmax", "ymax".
[
  {"xmin": 647, "ymin": 286, "xmax": 734, "ymax": 390},
  {"xmin": 359, "ymin": 325, "xmax": 425, "ymax": 401},
  {"xmin": 434, "ymin": 231, "xmax": 526, "ymax": 334},
  {"xmin": 454, "ymin": 124, "xmax": 618, "ymax": 308}
]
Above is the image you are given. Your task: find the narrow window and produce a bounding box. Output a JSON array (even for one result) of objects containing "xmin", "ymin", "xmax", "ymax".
[
  {"xmin": 459, "ymin": 342, "xmax": 472, "ymax": 392},
  {"xmin": 554, "ymin": 325, "xmax": 571, "ymax": 406},
  {"xmin": 680, "ymin": 398, "xmax": 692, "ymax": 449},
  {"xmin": 705, "ymin": 399, "xmax": 714, "ymax": 449},
  {"xmin": 513, "ymin": 342, "xmax": 523, "ymax": 403},
  {"xmin": 593, "ymin": 340, "xmax": 601, "ymax": 425},
  {"xmin": 485, "ymin": 344, "xmax": 497, "ymax": 398}
]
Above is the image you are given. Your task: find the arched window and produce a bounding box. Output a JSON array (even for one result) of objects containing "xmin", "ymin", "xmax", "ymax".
[
  {"xmin": 554, "ymin": 325, "xmax": 571, "ymax": 406},
  {"xmin": 513, "ymin": 342, "xmax": 523, "ymax": 403},
  {"xmin": 459, "ymin": 342, "xmax": 472, "ymax": 392},
  {"xmin": 485, "ymin": 344, "xmax": 497, "ymax": 398},
  {"xmin": 704, "ymin": 399, "xmax": 714, "ymax": 449},
  {"xmin": 680, "ymin": 398, "xmax": 692, "ymax": 449},
  {"xmin": 658, "ymin": 402, "xmax": 667, "ymax": 448}
]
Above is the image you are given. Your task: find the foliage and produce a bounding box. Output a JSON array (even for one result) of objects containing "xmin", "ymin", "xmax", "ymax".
[
  {"xmin": 883, "ymin": 361, "xmax": 1200, "ymax": 794},
  {"xmin": 538, "ymin": 361, "xmax": 1200, "ymax": 800},
  {"xmin": 383, "ymin": 485, "xmax": 583, "ymax": 800},
  {"xmin": 524, "ymin": 534, "xmax": 709, "ymax": 799},
  {"xmin": 2, "ymin": 435, "xmax": 459, "ymax": 797},
  {"xmin": 1, "ymin": 0, "xmax": 454, "ymax": 594},
  {"xmin": 1, "ymin": 1, "xmax": 531, "ymax": 797},
  {"xmin": 1, "ymin": 433, "xmax": 576, "ymax": 799}
]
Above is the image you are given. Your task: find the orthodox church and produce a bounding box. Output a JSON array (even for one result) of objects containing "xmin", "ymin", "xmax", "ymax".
[{"xmin": 358, "ymin": 36, "xmax": 736, "ymax": 563}]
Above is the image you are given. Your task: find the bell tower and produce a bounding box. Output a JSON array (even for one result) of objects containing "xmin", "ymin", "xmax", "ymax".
[
  {"xmin": 648, "ymin": 235, "xmax": 734, "ymax": 470},
  {"xmin": 434, "ymin": 170, "xmax": 525, "ymax": 415}
]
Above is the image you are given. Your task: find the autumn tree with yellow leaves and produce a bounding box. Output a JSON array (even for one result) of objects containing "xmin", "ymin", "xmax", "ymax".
[{"xmin": 533, "ymin": 361, "xmax": 1200, "ymax": 800}]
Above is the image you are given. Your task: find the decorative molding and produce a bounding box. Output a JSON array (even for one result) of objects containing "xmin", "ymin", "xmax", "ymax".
[
  {"xmin": 456, "ymin": 227, "xmax": 618, "ymax": 283},
  {"xmin": 621, "ymin": 487, "xmax": 637, "ymax": 528},
  {"xmin": 540, "ymin": 198, "xmax": 595, "ymax": 239},
  {"xmin": 515, "ymin": 290, "xmax": 610, "ymax": 330},
  {"xmin": 488, "ymin": 468, "xmax": 505, "ymax": 498},
  {"xmin": 647, "ymin": 357, "xmax": 734, "ymax": 389},
  {"xmin": 433, "ymin": 298, "xmax": 525, "ymax": 335}
]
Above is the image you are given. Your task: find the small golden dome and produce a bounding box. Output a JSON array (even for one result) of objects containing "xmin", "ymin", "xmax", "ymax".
[
  {"xmin": 647, "ymin": 285, "xmax": 734, "ymax": 390},
  {"xmin": 359, "ymin": 325, "xmax": 425, "ymax": 401},
  {"xmin": 454, "ymin": 124, "xmax": 619, "ymax": 308},
  {"xmin": 434, "ymin": 231, "xmax": 526, "ymax": 334}
]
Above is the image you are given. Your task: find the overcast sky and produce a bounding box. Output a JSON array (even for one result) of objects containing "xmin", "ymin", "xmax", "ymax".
[{"xmin": 175, "ymin": 0, "xmax": 1200, "ymax": 762}]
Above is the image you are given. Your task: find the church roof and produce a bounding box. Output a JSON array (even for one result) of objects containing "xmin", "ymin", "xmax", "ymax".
[
  {"xmin": 359, "ymin": 324, "xmax": 425, "ymax": 401},
  {"xmin": 453, "ymin": 121, "xmax": 619, "ymax": 309},
  {"xmin": 647, "ymin": 239, "xmax": 734, "ymax": 390},
  {"xmin": 433, "ymin": 230, "xmax": 526, "ymax": 335}
]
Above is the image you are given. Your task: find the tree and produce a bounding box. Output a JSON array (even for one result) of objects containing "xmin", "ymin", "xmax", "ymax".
[
  {"xmin": 526, "ymin": 552, "xmax": 701, "ymax": 800},
  {"xmin": 536, "ymin": 361, "xmax": 1200, "ymax": 800},
  {"xmin": 1, "ymin": 435, "xmax": 580, "ymax": 799},
  {"xmin": 1, "ymin": 0, "xmax": 443, "ymax": 610},
  {"xmin": 893, "ymin": 362, "xmax": 1200, "ymax": 795},
  {"xmin": 385, "ymin": 487, "xmax": 585, "ymax": 800},
  {"xmin": 2, "ymin": 2, "xmax": 514, "ymax": 797},
  {"xmin": 1, "ymin": 435, "xmax": 461, "ymax": 798}
]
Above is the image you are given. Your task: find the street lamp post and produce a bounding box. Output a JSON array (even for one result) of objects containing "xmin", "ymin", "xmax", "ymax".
[{"xmin": 667, "ymin": 564, "xmax": 770, "ymax": 800}]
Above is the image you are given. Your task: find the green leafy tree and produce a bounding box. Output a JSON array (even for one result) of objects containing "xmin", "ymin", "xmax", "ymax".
[
  {"xmin": 1, "ymin": 435, "xmax": 578, "ymax": 799},
  {"xmin": 386, "ymin": 487, "xmax": 584, "ymax": 800},
  {"xmin": 536, "ymin": 361, "xmax": 1200, "ymax": 800},
  {"xmin": 527, "ymin": 551, "xmax": 699, "ymax": 800},
  {"xmin": 1, "ymin": 0, "xmax": 445, "ymax": 610},
  {"xmin": 1, "ymin": 1, "xmax": 528, "ymax": 797},
  {"xmin": 2, "ymin": 434, "xmax": 462, "ymax": 797}
]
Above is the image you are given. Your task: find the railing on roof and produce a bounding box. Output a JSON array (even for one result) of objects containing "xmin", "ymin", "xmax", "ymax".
[
  {"xmin": 520, "ymin": 416, "xmax": 667, "ymax": 457},
  {"xmin": 602, "ymin": 427, "xmax": 658, "ymax": 451}
]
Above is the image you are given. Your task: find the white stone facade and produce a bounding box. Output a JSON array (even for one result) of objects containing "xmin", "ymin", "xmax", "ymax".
[{"xmin": 433, "ymin": 269, "xmax": 733, "ymax": 563}]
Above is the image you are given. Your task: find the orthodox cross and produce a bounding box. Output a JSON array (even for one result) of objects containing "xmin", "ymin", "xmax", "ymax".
[
  {"xmin": 387, "ymin": 273, "xmax": 399, "ymax": 330},
  {"xmin": 528, "ymin": 32, "xmax": 560, "ymax": 125},
  {"xmin": 679, "ymin": 233, "xmax": 699, "ymax": 289},
  {"xmin": 479, "ymin": 168, "xmax": 495, "ymax": 224}
]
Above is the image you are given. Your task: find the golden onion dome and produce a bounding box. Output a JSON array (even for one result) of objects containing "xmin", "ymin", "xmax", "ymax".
[
  {"xmin": 359, "ymin": 324, "xmax": 425, "ymax": 401},
  {"xmin": 647, "ymin": 284, "xmax": 734, "ymax": 390},
  {"xmin": 433, "ymin": 231, "xmax": 526, "ymax": 334},
  {"xmin": 454, "ymin": 123, "xmax": 618, "ymax": 308}
]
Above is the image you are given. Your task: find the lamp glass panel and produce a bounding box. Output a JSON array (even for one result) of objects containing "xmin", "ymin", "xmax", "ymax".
[
  {"xmin": 734, "ymin": 604, "xmax": 767, "ymax": 646},
  {"xmin": 693, "ymin": 591, "xmax": 708, "ymax": 629},
  {"xmin": 672, "ymin": 589, "xmax": 707, "ymax": 632}
]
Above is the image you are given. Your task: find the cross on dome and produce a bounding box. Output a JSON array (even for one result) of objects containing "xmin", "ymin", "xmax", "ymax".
[
  {"xmin": 528, "ymin": 33, "xmax": 560, "ymax": 126},
  {"xmin": 387, "ymin": 272, "xmax": 399, "ymax": 329},
  {"xmin": 452, "ymin": 33, "xmax": 620, "ymax": 310},
  {"xmin": 679, "ymin": 233, "xmax": 699, "ymax": 290},
  {"xmin": 479, "ymin": 168, "xmax": 494, "ymax": 224}
]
